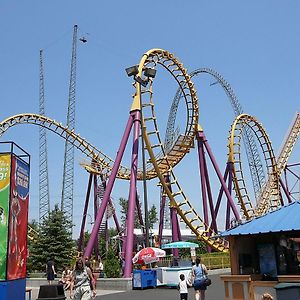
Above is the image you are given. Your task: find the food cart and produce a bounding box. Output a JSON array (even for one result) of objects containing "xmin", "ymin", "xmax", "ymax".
[{"xmin": 158, "ymin": 241, "xmax": 199, "ymax": 286}]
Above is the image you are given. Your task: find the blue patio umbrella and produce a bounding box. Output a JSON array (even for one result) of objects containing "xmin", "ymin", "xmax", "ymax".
[{"xmin": 161, "ymin": 241, "xmax": 199, "ymax": 249}]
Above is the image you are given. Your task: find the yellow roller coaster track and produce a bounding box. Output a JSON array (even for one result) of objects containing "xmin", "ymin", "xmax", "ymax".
[
  {"xmin": 276, "ymin": 112, "xmax": 300, "ymax": 174},
  {"xmin": 254, "ymin": 112, "xmax": 300, "ymax": 212},
  {"xmin": 228, "ymin": 114, "xmax": 282, "ymax": 219},
  {"xmin": 0, "ymin": 111, "xmax": 198, "ymax": 181},
  {"xmin": 134, "ymin": 49, "xmax": 229, "ymax": 252},
  {"xmin": 28, "ymin": 225, "xmax": 39, "ymax": 241}
]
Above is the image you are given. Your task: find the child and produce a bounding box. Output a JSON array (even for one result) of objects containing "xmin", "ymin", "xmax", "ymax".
[{"xmin": 178, "ymin": 274, "xmax": 189, "ymax": 300}]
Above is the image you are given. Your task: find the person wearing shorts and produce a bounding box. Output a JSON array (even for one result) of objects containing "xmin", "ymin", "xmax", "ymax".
[{"xmin": 192, "ymin": 257, "xmax": 208, "ymax": 300}]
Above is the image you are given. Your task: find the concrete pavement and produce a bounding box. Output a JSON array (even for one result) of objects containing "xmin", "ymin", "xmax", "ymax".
[
  {"xmin": 26, "ymin": 287, "xmax": 125, "ymax": 299},
  {"xmin": 100, "ymin": 273, "xmax": 227, "ymax": 300},
  {"xmin": 27, "ymin": 270, "xmax": 229, "ymax": 300}
]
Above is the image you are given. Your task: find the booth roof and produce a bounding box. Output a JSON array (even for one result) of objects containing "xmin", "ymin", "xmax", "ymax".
[{"xmin": 220, "ymin": 201, "xmax": 300, "ymax": 236}]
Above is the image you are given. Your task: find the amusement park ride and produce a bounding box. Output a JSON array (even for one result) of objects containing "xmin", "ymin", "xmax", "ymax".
[{"xmin": 0, "ymin": 49, "xmax": 299, "ymax": 278}]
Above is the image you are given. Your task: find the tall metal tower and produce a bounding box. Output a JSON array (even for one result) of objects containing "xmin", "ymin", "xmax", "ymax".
[
  {"xmin": 39, "ymin": 49, "xmax": 50, "ymax": 222},
  {"xmin": 61, "ymin": 25, "xmax": 77, "ymax": 226}
]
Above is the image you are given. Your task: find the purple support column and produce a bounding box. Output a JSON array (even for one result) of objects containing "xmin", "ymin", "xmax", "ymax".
[
  {"xmin": 199, "ymin": 131, "xmax": 240, "ymax": 220},
  {"xmin": 167, "ymin": 175, "xmax": 180, "ymax": 258},
  {"xmin": 203, "ymin": 155, "xmax": 218, "ymax": 232},
  {"xmin": 214, "ymin": 165, "xmax": 230, "ymax": 218},
  {"xmin": 78, "ymin": 173, "xmax": 93, "ymax": 253},
  {"xmin": 93, "ymin": 175, "xmax": 99, "ymax": 258},
  {"xmin": 226, "ymin": 163, "xmax": 233, "ymax": 230},
  {"xmin": 84, "ymin": 114, "xmax": 134, "ymax": 258},
  {"xmin": 279, "ymin": 177, "xmax": 292, "ymax": 204},
  {"xmin": 170, "ymin": 207, "xmax": 180, "ymax": 258},
  {"xmin": 197, "ymin": 135, "xmax": 209, "ymax": 228},
  {"xmin": 158, "ymin": 191, "xmax": 166, "ymax": 246},
  {"xmin": 124, "ymin": 110, "xmax": 141, "ymax": 278}
]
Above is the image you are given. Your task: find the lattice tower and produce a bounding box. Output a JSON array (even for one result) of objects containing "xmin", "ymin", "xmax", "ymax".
[
  {"xmin": 38, "ymin": 49, "xmax": 50, "ymax": 222},
  {"xmin": 61, "ymin": 25, "xmax": 77, "ymax": 226}
]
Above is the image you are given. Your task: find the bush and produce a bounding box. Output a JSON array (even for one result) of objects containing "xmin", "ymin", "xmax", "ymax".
[{"xmin": 104, "ymin": 247, "xmax": 121, "ymax": 278}]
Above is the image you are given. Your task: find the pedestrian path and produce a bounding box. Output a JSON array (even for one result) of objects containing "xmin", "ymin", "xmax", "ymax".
[{"xmin": 26, "ymin": 286, "xmax": 125, "ymax": 300}]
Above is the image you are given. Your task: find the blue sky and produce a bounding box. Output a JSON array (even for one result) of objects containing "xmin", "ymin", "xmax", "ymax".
[{"xmin": 0, "ymin": 1, "xmax": 299, "ymax": 237}]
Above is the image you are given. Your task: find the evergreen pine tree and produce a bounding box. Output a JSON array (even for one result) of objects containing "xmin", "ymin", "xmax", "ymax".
[{"xmin": 28, "ymin": 204, "xmax": 76, "ymax": 273}]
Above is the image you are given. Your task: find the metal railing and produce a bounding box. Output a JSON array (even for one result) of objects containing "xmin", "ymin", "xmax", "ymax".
[{"xmin": 157, "ymin": 253, "xmax": 230, "ymax": 270}]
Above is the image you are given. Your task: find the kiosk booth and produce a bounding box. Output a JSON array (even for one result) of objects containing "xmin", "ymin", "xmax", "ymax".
[{"xmin": 220, "ymin": 201, "xmax": 300, "ymax": 300}]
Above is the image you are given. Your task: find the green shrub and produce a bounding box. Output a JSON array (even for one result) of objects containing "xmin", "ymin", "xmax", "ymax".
[{"xmin": 104, "ymin": 247, "xmax": 121, "ymax": 278}]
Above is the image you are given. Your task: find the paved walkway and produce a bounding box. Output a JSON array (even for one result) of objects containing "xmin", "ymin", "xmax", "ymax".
[
  {"xmin": 100, "ymin": 273, "xmax": 226, "ymax": 300},
  {"xmin": 27, "ymin": 287, "xmax": 125, "ymax": 299},
  {"xmin": 27, "ymin": 273, "xmax": 226, "ymax": 300}
]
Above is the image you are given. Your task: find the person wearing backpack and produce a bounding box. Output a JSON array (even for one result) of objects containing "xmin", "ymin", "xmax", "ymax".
[{"xmin": 191, "ymin": 257, "xmax": 208, "ymax": 300}]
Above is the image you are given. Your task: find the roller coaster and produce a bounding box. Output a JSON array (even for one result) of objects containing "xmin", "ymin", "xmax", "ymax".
[{"xmin": 0, "ymin": 49, "xmax": 299, "ymax": 277}]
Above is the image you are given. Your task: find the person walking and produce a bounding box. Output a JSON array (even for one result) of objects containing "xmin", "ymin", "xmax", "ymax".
[
  {"xmin": 71, "ymin": 257, "xmax": 96, "ymax": 300},
  {"xmin": 178, "ymin": 273, "xmax": 189, "ymax": 300},
  {"xmin": 46, "ymin": 257, "xmax": 57, "ymax": 285},
  {"xmin": 192, "ymin": 257, "xmax": 208, "ymax": 300},
  {"xmin": 98, "ymin": 258, "xmax": 104, "ymax": 278}
]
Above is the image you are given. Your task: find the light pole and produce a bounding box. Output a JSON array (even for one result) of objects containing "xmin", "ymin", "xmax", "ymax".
[{"xmin": 126, "ymin": 65, "xmax": 157, "ymax": 247}]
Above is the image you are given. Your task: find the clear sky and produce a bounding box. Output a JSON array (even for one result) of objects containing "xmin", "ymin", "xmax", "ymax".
[{"xmin": 0, "ymin": 1, "xmax": 299, "ymax": 237}]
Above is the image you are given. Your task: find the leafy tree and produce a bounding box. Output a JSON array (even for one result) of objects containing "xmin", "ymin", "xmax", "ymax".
[
  {"xmin": 119, "ymin": 198, "xmax": 158, "ymax": 229},
  {"xmin": 119, "ymin": 197, "xmax": 142, "ymax": 228},
  {"xmin": 103, "ymin": 246, "xmax": 120, "ymax": 278},
  {"xmin": 178, "ymin": 240, "xmax": 208, "ymax": 257},
  {"xmin": 28, "ymin": 204, "xmax": 76, "ymax": 273}
]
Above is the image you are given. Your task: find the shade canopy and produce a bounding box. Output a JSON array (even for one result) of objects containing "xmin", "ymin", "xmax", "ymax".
[
  {"xmin": 161, "ymin": 241, "xmax": 199, "ymax": 249},
  {"xmin": 220, "ymin": 201, "xmax": 300, "ymax": 236},
  {"xmin": 132, "ymin": 247, "xmax": 166, "ymax": 264}
]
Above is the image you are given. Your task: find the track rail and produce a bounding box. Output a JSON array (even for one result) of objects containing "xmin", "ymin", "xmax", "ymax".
[
  {"xmin": 228, "ymin": 114, "xmax": 281, "ymax": 218},
  {"xmin": 254, "ymin": 112, "xmax": 300, "ymax": 209},
  {"xmin": 28, "ymin": 225, "xmax": 38, "ymax": 241},
  {"xmin": 276, "ymin": 112, "xmax": 300, "ymax": 173},
  {"xmin": 134, "ymin": 49, "xmax": 229, "ymax": 251},
  {"xmin": 165, "ymin": 68, "xmax": 266, "ymax": 200}
]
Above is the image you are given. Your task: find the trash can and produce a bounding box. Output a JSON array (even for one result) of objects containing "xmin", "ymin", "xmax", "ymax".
[
  {"xmin": 275, "ymin": 282, "xmax": 300, "ymax": 300},
  {"xmin": 37, "ymin": 284, "xmax": 66, "ymax": 300},
  {"xmin": 132, "ymin": 270, "xmax": 157, "ymax": 289}
]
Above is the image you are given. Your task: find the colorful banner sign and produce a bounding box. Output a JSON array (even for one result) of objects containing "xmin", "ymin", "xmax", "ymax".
[
  {"xmin": 7, "ymin": 156, "xmax": 30, "ymax": 280},
  {"xmin": 0, "ymin": 154, "xmax": 11, "ymax": 280}
]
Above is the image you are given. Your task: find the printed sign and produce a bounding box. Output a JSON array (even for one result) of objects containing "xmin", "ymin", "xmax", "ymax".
[
  {"xmin": 0, "ymin": 154, "xmax": 11, "ymax": 280},
  {"xmin": 7, "ymin": 156, "xmax": 30, "ymax": 280}
]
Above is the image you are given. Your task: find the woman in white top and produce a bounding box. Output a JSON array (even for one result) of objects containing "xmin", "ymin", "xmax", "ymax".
[{"xmin": 71, "ymin": 257, "xmax": 96, "ymax": 300}]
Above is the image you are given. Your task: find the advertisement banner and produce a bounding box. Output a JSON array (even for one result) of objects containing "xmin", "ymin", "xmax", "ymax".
[
  {"xmin": 0, "ymin": 154, "xmax": 11, "ymax": 280},
  {"xmin": 7, "ymin": 156, "xmax": 30, "ymax": 280}
]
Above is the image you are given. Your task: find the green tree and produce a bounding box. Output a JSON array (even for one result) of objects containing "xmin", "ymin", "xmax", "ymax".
[
  {"xmin": 148, "ymin": 204, "xmax": 158, "ymax": 229},
  {"xmin": 27, "ymin": 220, "xmax": 40, "ymax": 273},
  {"xmin": 104, "ymin": 246, "xmax": 120, "ymax": 278},
  {"xmin": 119, "ymin": 198, "xmax": 158, "ymax": 229},
  {"xmin": 178, "ymin": 240, "xmax": 208, "ymax": 257},
  {"xmin": 28, "ymin": 204, "xmax": 76, "ymax": 273},
  {"xmin": 119, "ymin": 197, "xmax": 142, "ymax": 228}
]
